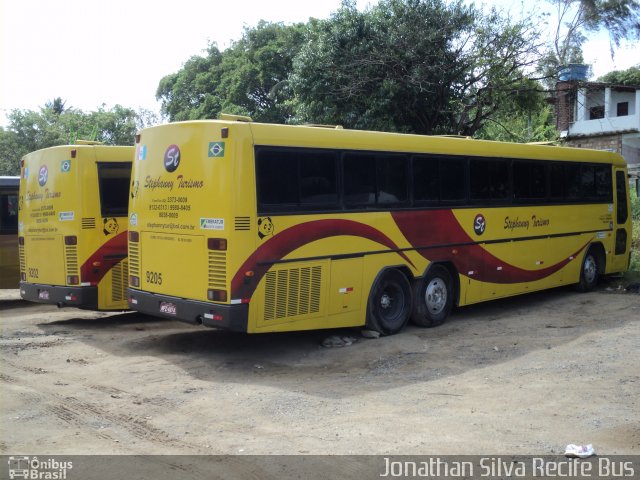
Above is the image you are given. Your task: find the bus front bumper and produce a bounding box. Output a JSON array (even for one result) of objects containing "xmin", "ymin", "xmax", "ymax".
[
  {"xmin": 20, "ymin": 282, "xmax": 98, "ymax": 310},
  {"xmin": 127, "ymin": 289, "xmax": 249, "ymax": 332}
]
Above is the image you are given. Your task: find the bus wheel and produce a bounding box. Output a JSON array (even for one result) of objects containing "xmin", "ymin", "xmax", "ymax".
[
  {"xmin": 366, "ymin": 269, "xmax": 411, "ymax": 335},
  {"xmin": 576, "ymin": 249, "xmax": 599, "ymax": 292},
  {"xmin": 411, "ymin": 265, "xmax": 454, "ymax": 327}
]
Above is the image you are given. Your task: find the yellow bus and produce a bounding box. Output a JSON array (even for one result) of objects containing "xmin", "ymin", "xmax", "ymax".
[
  {"xmin": 126, "ymin": 116, "xmax": 631, "ymax": 334},
  {"xmin": 0, "ymin": 176, "xmax": 20, "ymax": 288},
  {"xmin": 19, "ymin": 143, "xmax": 134, "ymax": 310}
]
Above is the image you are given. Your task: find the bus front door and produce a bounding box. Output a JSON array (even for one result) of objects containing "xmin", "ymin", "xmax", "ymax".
[{"xmin": 610, "ymin": 169, "xmax": 630, "ymax": 273}]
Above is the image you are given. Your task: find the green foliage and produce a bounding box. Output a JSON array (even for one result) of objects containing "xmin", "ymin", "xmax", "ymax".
[
  {"xmin": 290, "ymin": 0, "xmax": 544, "ymax": 135},
  {"xmin": 156, "ymin": 22, "xmax": 306, "ymax": 123},
  {"xmin": 597, "ymin": 64, "xmax": 640, "ymax": 85},
  {"xmin": 475, "ymin": 104, "xmax": 558, "ymax": 143},
  {"xmin": 156, "ymin": 0, "xmax": 544, "ymax": 136},
  {"xmin": 630, "ymin": 185, "xmax": 640, "ymax": 272},
  {"xmin": 0, "ymin": 102, "xmax": 155, "ymax": 176}
]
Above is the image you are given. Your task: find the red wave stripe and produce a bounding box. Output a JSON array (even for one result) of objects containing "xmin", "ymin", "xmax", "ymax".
[
  {"xmin": 391, "ymin": 210, "xmax": 587, "ymax": 284},
  {"xmin": 80, "ymin": 231, "xmax": 128, "ymax": 285},
  {"xmin": 231, "ymin": 219, "xmax": 413, "ymax": 300}
]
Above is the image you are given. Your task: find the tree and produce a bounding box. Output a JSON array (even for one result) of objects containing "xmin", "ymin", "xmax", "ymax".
[
  {"xmin": 156, "ymin": 21, "xmax": 306, "ymax": 122},
  {"xmin": 546, "ymin": 0, "xmax": 640, "ymax": 74},
  {"xmin": 156, "ymin": 46, "xmax": 225, "ymax": 121},
  {"xmin": 0, "ymin": 104, "xmax": 146, "ymax": 176},
  {"xmin": 290, "ymin": 0, "xmax": 544, "ymax": 136},
  {"xmin": 598, "ymin": 64, "xmax": 640, "ymax": 85}
]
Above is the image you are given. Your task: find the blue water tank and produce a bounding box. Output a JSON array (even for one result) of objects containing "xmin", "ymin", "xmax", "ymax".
[{"xmin": 559, "ymin": 64, "xmax": 589, "ymax": 81}]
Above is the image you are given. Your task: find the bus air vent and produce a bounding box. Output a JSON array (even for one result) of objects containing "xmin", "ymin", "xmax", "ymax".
[
  {"xmin": 234, "ymin": 217, "xmax": 251, "ymax": 231},
  {"xmin": 128, "ymin": 242, "xmax": 140, "ymax": 278},
  {"xmin": 264, "ymin": 265, "xmax": 322, "ymax": 321},
  {"xmin": 19, "ymin": 243, "xmax": 26, "ymax": 275},
  {"xmin": 111, "ymin": 260, "xmax": 128, "ymax": 302},
  {"xmin": 81, "ymin": 218, "xmax": 96, "ymax": 229},
  {"xmin": 65, "ymin": 244, "xmax": 79, "ymax": 279},
  {"xmin": 208, "ymin": 251, "xmax": 227, "ymax": 290}
]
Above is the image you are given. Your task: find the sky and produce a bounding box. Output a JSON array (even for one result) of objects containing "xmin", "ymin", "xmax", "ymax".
[{"xmin": 1, "ymin": 0, "xmax": 638, "ymax": 126}]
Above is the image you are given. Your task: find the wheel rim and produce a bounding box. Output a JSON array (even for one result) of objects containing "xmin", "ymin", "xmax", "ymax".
[
  {"xmin": 583, "ymin": 255, "xmax": 597, "ymax": 285},
  {"xmin": 378, "ymin": 284, "xmax": 403, "ymax": 322},
  {"xmin": 425, "ymin": 277, "xmax": 447, "ymax": 314}
]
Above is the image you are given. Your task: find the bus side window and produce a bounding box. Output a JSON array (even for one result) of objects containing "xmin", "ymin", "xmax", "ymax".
[
  {"xmin": 439, "ymin": 158, "xmax": 466, "ymax": 204},
  {"xmin": 564, "ymin": 164, "xmax": 581, "ymax": 200},
  {"xmin": 343, "ymin": 152, "xmax": 376, "ymax": 207},
  {"xmin": 595, "ymin": 165, "xmax": 612, "ymax": 201},
  {"xmin": 0, "ymin": 192, "xmax": 18, "ymax": 233},
  {"xmin": 412, "ymin": 155, "xmax": 439, "ymax": 204}
]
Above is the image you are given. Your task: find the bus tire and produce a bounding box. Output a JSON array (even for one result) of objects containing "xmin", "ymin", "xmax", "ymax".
[
  {"xmin": 366, "ymin": 269, "xmax": 412, "ymax": 336},
  {"xmin": 411, "ymin": 265, "xmax": 454, "ymax": 327},
  {"xmin": 576, "ymin": 248, "xmax": 599, "ymax": 292}
]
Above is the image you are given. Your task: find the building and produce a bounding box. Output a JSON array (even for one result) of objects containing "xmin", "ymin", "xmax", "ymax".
[{"xmin": 554, "ymin": 79, "xmax": 640, "ymax": 180}]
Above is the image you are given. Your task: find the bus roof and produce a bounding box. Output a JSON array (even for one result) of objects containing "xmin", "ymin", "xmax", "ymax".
[
  {"xmin": 0, "ymin": 176, "xmax": 19, "ymax": 187},
  {"xmin": 142, "ymin": 119, "xmax": 626, "ymax": 167}
]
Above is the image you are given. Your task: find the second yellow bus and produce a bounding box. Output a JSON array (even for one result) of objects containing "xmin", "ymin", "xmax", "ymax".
[{"xmin": 19, "ymin": 143, "xmax": 133, "ymax": 310}]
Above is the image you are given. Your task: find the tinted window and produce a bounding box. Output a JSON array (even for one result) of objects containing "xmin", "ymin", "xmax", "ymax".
[
  {"xmin": 97, "ymin": 163, "xmax": 131, "ymax": 217},
  {"xmin": 470, "ymin": 159, "xmax": 508, "ymax": 200},
  {"xmin": 377, "ymin": 154, "xmax": 408, "ymax": 205},
  {"xmin": 564, "ymin": 164, "xmax": 581, "ymax": 199},
  {"xmin": 439, "ymin": 158, "xmax": 467, "ymax": 202},
  {"xmin": 413, "ymin": 155, "xmax": 439, "ymax": 203},
  {"xmin": 616, "ymin": 170, "xmax": 628, "ymax": 224},
  {"xmin": 514, "ymin": 162, "xmax": 546, "ymax": 200},
  {"xmin": 549, "ymin": 163, "xmax": 564, "ymax": 199},
  {"xmin": 256, "ymin": 148, "xmax": 338, "ymax": 211},
  {"xmin": 343, "ymin": 153, "xmax": 376, "ymax": 206},
  {"xmin": 300, "ymin": 154, "xmax": 338, "ymax": 206},
  {"xmin": 581, "ymin": 165, "xmax": 596, "ymax": 199},
  {"xmin": 343, "ymin": 152, "xmax": 408, "ymax": 207},
  {"xmin": 256, "ymin": 150, "xmax": 298, "ymax": 206},
  {"xmin": 595, "ymin": 165, "xmax": 612, "ymax": 200},
  {"xmin": 0, "ymin": 190, "xmax": 18, "ymax": 234}
]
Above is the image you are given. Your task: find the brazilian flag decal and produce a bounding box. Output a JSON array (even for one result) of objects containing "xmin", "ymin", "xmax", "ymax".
[{"xmin": 208, "ymin": 142, "xmax": 225, "ymax": 158}]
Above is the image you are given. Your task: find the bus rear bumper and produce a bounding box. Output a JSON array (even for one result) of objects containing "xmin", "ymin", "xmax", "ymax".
[
  {"xmin": 19, "ymin": 282, "xmax": 98, "ymax": 310},
  {"xmin": 127, "ymin": 289, "xmax": 249, "ymax": 332}
]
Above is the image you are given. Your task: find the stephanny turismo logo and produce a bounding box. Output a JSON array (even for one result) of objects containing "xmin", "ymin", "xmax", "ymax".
[{"xmin": 7, "ymin": 456, "xmax": 73, "ymax": 479}]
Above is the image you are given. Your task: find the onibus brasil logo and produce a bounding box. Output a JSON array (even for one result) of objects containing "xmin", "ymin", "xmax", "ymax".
[{"xmin": 8, "ymin": 456, "xmax": 73, "ymax": 479}]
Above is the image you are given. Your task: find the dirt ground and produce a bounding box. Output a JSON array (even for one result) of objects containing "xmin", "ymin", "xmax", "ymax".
[{"xmin": 1, "ymin": 282, "xmax": 639, "ymax": 457}]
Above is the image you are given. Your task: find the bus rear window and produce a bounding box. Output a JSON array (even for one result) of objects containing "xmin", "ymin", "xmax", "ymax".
[{"xmin": 97, "ymin": 163, "xmax": 132, "ymax": 217}]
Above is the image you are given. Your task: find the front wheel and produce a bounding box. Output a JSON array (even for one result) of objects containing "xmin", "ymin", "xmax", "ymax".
[
  {"xmin": 411, "ymin": 265, "xmax": 454, "ymax": 327},
  {"xmin": 366, "ymin": 269, "xmax": 412, "ymax": 336},
  {"xmin": 576, "ymin": 249, "xmax": 599, "ymax": 292}
]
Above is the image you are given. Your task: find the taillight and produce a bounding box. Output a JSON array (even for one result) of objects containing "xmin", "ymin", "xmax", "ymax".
[
  {"xmin": 208, "ymin": 238, "xmax": 227, "ymax": 250},
  {"xmin": 207, "ymin": 289, "xmax": 227, "ymax": 302}
]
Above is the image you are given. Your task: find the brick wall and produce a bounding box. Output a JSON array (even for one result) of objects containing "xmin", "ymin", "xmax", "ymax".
[
  {"xmin": 564, "ymin": 134, "xmax": 623, "ymax": 153},
  {"xmin": 555, "ymin": 81, "xmax": 577, "ymax": 131}
]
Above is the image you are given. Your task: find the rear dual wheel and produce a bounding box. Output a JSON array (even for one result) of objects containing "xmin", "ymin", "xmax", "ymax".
[
  {"xmin": 366, "ymin": 269, "xmax": 412, "ymax": 336},
  {"xmin": 411, "ymin": 265, "xmax": 454, "ymax": 327}
]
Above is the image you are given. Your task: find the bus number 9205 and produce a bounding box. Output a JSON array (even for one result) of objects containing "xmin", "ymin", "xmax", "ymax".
[{"xmin": 146, "ymin": 271, "xmax": 163, "ymax": 285}]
